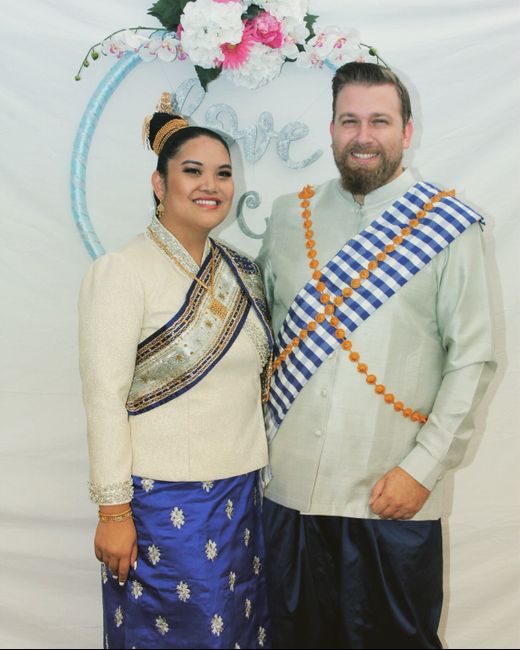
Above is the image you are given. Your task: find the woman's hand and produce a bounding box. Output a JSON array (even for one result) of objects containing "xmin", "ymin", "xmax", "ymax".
[{"xmin": 94, "ymin": 507, "xmax": 138, "ymax": 585}]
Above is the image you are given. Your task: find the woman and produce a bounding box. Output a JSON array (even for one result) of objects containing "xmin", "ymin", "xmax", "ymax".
[{"xmin": 79, "ymin": 92, "xmax": 273, "ymax": 649}]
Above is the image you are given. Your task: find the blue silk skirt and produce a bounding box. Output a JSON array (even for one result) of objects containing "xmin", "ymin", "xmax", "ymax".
[{"xmin": 101, "ymin": 472, "xmax": 270, "ymax": 649}]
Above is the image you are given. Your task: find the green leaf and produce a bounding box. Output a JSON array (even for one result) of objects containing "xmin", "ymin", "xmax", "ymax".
[
  {"xmin": 147, "ymin": 0, "xmax": 192, "ymax": 31},
  {"xmin": 194, "ymin": 65, "xmax": 222, "ymax": 92},
  {"xmin": 242, "ymin": 3, "xmax": 263, "ymax": 20},
  {"xmin": 304, "ymin": 13, "xmax": 319, "ymax": 41}
]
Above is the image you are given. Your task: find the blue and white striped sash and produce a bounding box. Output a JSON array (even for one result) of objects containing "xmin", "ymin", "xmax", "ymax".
[{"xmin": 265, "ymin": 181, "xmax": 482, "ymax": 440}]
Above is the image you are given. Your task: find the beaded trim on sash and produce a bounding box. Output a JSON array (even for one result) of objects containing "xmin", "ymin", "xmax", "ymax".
[
  {"xmin": 126, "ymin": 221, "xmax": 272, "ymax": 415},
  {"xmin": 265, "ymin": 181, "xmax": 483, "ymax": 440},
  {"xmin": 218, "ymin": 241, "xmax": 273, "ymax": 368}
]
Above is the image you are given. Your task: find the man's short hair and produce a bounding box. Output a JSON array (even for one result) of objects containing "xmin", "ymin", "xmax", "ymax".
[{"xmin": 332, "ymin": 62, "xmax": 412, "ymax": 126}]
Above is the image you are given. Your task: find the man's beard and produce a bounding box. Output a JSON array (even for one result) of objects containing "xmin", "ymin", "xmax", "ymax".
[{"xmin": 333, "ymin": 144, "xmax": 403, "ymax": 196}]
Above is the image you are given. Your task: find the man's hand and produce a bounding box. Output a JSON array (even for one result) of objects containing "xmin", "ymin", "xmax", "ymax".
[{"xmin": 369, "ymin": 467, "xmax": 430, "ymax": 520}]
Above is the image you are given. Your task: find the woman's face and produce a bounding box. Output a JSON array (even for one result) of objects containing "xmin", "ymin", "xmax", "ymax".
[{"xmin": 152, "ymin": 135, "xmax": 234, "ymax": 240}]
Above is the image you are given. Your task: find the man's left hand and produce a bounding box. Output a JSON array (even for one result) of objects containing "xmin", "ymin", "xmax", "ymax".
[{"xmin": 369, "ymin": 467, "xmax": 430, "ymax": 520}]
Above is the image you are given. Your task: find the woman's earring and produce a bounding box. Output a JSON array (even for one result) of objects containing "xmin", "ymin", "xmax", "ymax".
[{"xmin": 156, "ymin": 201, "xmax": 165, "ymax": 219}]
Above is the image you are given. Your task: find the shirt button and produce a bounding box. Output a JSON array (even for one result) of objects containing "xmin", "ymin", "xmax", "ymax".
[
  {"xmin": 314, "ymin": 429, "xmax": 323, "ymax": 438},
  {"xmin": 321, "ymin": 388, "xmax": 328, "ymax": 397}
]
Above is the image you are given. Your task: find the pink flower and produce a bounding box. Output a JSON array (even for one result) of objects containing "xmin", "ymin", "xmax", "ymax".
[
  {"xmin": 248, "ymin": 11, "xmax": 283, "ymax": 49},
  {"xmin": 177, "ymin": 44, "xmax": 188, "ymax": 61},
  {"xmin": 220, "ymin": 27, "xmax": 256, "ymax": 69},
  {"xmin": 314, "ymin": 33, "xmax": 327, "ymax": 48},
  {"xmin": 175, "ymin": 25, "xmax": 188, "ymax": 60}
]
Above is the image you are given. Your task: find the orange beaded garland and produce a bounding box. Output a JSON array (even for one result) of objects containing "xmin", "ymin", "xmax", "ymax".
[{"xmin": 266, "ymin": 184, "xmax": 455, "ymax": 424}]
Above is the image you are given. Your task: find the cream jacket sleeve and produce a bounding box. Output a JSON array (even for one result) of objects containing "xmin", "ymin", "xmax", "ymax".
[{"xmin": 79, "ymin": 251, "xmax": 144, "ymax": 505}]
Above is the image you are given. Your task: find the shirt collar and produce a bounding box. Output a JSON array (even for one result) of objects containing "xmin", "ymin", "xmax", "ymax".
[
  {"xmin": 335, "ymin": 168, "xmax": 420, "ymax": 211},
  {"xmin": 147, "ymin": 214, "xmax": 211, "ymax": 273}
]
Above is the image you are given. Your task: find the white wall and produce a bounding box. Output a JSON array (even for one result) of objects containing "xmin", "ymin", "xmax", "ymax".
[{"xmin": 1, "ymin": 1, "xmax": 519, "ymax": 647}]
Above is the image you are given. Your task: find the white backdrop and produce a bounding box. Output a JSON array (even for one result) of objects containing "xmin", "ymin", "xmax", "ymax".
[{"xmin": 1, "ymin": 1, "xmax": 519, "ymax": 648}]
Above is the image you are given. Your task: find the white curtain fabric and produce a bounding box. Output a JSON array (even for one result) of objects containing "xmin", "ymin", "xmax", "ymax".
[{"xmin": 1, "ymin": 1, "xmax": 519, "ymax": 648}]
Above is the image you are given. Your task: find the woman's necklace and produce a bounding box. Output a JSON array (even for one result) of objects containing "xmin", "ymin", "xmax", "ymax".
[{"xmin": 147, "ymin": 226, "xmax": 228, "ymax": 319}]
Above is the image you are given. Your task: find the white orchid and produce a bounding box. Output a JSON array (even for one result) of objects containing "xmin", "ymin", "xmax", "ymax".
[
  {"xmin": 138, "ymin": 35, "xmax": 179, "ymax": 62},
  {"xmin": 296, "ymin": 25, "xmax": 367, "ymax": 69},
  {"xmin": 100, "ymin": 32, "xmax": 132, "ymax": 58}
]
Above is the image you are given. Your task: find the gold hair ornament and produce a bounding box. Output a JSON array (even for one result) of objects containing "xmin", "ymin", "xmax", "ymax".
[
  {"xmin": 142, "ymin": 91, "xmax": 190, "ymax": 155},
  {"xmin": 151, "ymin": 118, "xmax": 190, "ymax": 155}
]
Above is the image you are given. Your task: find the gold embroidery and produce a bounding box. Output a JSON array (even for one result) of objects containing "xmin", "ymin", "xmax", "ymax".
[
  {"xmin": 147, "ymin": 226, "xmax": 227, "ymax": 318},
  {"xmin": 210, "ymin": 298, "xmax": 228, "ymax": 319}
]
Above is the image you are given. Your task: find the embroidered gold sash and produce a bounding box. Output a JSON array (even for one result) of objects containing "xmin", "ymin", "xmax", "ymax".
[{"xmin": 126, "ymin": 226, "xmax": 272, "ymax": 415}]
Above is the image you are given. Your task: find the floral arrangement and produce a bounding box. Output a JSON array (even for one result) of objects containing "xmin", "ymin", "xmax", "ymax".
[{"xmin": 75, "ymin": 0, "xmax": 385, "ymax": 90}]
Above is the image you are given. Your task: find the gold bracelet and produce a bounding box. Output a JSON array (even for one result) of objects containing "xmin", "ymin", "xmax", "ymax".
[
  {"xmin": 98, "ymin": 511, "xmax": 133, "ymax": 524},
  {"xmin": 98, "ymin": 508, "xmax": 133, "ymax": 523},
  {"xmin": 98, "ymin": 507, "xmax": 132, "ymax": 517}
]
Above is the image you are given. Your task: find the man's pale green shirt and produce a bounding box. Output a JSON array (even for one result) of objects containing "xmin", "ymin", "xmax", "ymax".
[{"xmin": 257, "ymin": 169, "xmax": 496, "ymax": 520}]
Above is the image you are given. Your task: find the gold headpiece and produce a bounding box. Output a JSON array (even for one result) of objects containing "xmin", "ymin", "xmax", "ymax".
[{"xmin": 142, "ymin": 91, "xmax": 190, "ymax": 156}]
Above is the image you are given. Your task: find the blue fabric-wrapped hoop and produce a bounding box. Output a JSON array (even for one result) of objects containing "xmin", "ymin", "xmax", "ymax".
[{"xmin": 70, "ymin": 52, "xmax": 141, "ymax": 259}]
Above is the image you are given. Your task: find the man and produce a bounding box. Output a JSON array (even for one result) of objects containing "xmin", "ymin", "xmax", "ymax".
[{"xmin": 257, "ymin": 62, "xmax": 495, "ymax": 649}]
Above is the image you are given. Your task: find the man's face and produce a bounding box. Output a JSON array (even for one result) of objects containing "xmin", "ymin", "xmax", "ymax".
[{"xmin": 330, "ymin": 83, "xmax": 413, "ymax": 197}]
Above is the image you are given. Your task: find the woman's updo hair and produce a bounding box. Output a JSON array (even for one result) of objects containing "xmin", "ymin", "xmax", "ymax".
[{"xmin": 145, "ymin": 92, "xmax": 231, "ymax": 178}]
